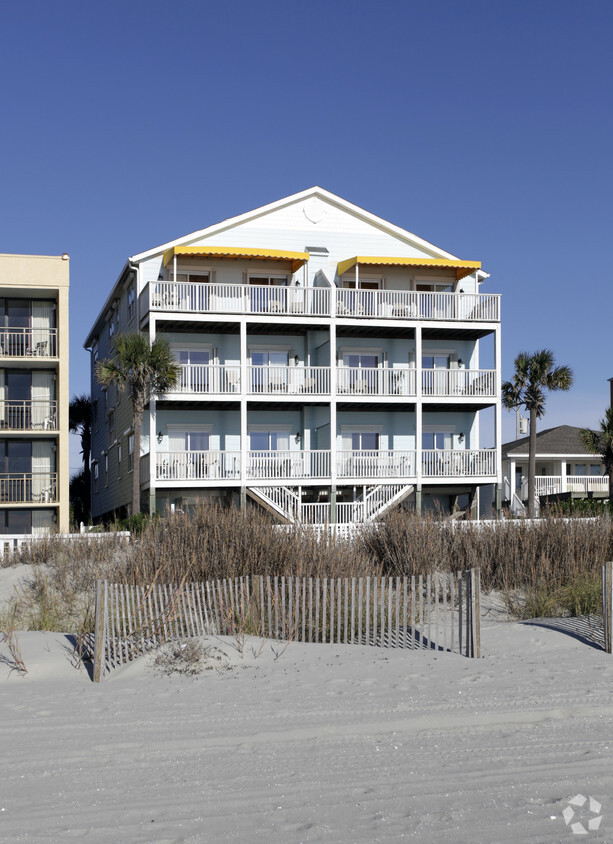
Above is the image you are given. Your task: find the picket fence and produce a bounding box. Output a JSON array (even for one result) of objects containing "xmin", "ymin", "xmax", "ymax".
[
  {"xmin": 92, "ymin": 569, "xmax": 481, "ymax": 681},
  {"xmin": 603, "ymin": 562, "xmax": 613, "ymax": 654},
  {"xmin": 0, "ymin": 531, "xmax": 130, "ymax": 560}
]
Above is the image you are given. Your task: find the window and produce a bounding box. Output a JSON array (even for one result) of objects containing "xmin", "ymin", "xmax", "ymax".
[
  {"xmin": 422, "ymin": 431, "xmax": 453, "ymax": 450},
  {"xmin": 176, "ymin": 348, "xmax": 212, "ymax": 392},
  {"xmin": 422, "ymin": 354, "xmax": 450, "ymax": 369},
  {"xmin": 127, "ymin": 284, "xmax": 136, "ymax": 322},
  {"xmin": 104, "ymin": 453, "xmax": 109, "ymax": 487},
  {"xmin": 249, "ymin": 430, "xmax": 290, "ymax": 451},
  {"xmin": 340, "ymin": 278, "xmax": 381, "ymax": 315},
  {"xmin": 108, "ymin": 409, "xmax": 115, "ymax": 439},
  {"xmin": 93, "ymin": 462, "xmax": 99, "ymax": 493},
  {"xmin": 128, "ymin": 434, "xmax": 134, "ymax": 472},
  {"xmin": 250, "ymin": 350, "xmax": 289, "ymax": 392},
  {"xmin": 117, "ymin": 444, "xmax": 122, "ymax": 478},
  {"xmin": 340, "ymin": 352, "xmax": 380, "ymax": 393},
  {"xmin": 351, "ymin": 431, "xmax": 380, "ymax": 451},
  {"xmin": 248, "ymin": 276, "xmax": 288, "ymax": 313},
  {"xmin": 170, "ymin": 430, "xmax": 210, "ymax": 452},
  {"xmin": 574, "ymin": 464, "xmax": 586, "ymax": 476},
  {"xmin": 590, "ymin": 464, "xmax": 601, "ymax": 476},
  {"xmin": 93, "ymin": 399, "xmax": 99, "ymax": 433}
]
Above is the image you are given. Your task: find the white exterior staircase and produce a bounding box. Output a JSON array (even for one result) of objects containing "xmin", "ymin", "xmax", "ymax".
[{"xmin": 248, "ymin": 484, "xmax": 414, "ymax": 525}]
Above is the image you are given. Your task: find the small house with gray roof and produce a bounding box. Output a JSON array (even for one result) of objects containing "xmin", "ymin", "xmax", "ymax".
[{"xmin": 502, "ymin": 425, "xmax": 608, "ymax": 511}]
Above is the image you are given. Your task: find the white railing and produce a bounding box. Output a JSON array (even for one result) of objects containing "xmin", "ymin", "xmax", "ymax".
[
  {"xmin": 248, "ymin": 366, "xmax": 330, "ymax": 395},
  {"xmin": 0, "ymin": 400, "xmax": 58, "ymax": 430},
  {"xmin": 337, "ymin": 367, "xmax": 416, "ymax": 396},
  {"xmin": 150, "ymin": 282, "xmax": 330, "ymax": 317},
  {"xmin": 567, "ymin": 476, "xmax": 609, "ymax": 494},
  {"xmin": 422, "ymin": 449, "xmax": 496, "ymax": 477},
  {"xmin": 0, "ymin": 328, "xmax": 57, "ymax": 358},
  {"xmin": 301, "ymin": 502, "xmax": 332, "ymax": 524},
  {"xmin": 256, "ymin": 486, "xmax": 300, "ymax": 520},
  {"xmin": 533, "ymin": 476, "xmax": 562, "ymax": 496},
  {"xmin": 337, "ymin": 451, "xmax": 416, "ymax": 479},
  {"xmin": 335, "ymin": 289, "xmax": 500, "ymax": 321},
  {"xmin": 0, "ymin": 473, "xmax": 58, "ymax": 503},
  {"xmin": 247, "ymin": 450, "xmax": 330, "ymax": 480},
  {"xmin": 147, "ymin": 282, "xmax": 500, "ymax": 322},
  {"xmin": 0, "ymin": 531, "xmax": 130, "ymax": 559},
  {"xmin": 156, "ymin": 451, "xmax": 241, "ymax": 481},
  {"xmin": 421, "ymin": 369, "xmax": 496, "ymax": 397},
  {"xmin": 363, "ymin": 483, "xmax": 407, "ymax": 518},
  {"xmin": 532, "ymin": 475, "xmax": 610, "ymax": 496},
  {"xmin": 172, "ymin": 364, "xmax": 240, "ymax": 394}
]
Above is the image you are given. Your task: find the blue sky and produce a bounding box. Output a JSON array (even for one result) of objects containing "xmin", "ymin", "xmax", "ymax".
[{"xmin": 1, "ymin": 0, "xmax": 611, "ymax": 470}]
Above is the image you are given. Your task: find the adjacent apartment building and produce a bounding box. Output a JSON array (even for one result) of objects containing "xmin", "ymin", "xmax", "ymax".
[
  {"xmin": 0, "ymin": 254, "xmax": 70, "ymax": 533},
  {"xmin": 86, "ymin": 188, "xmax": 502, "ymax": 523}
]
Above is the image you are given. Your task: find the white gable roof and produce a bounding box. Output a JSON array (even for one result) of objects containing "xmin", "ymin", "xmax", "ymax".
[{"xmin": 130, "ymin": 187, "xmax": 459, "ymax": 263}]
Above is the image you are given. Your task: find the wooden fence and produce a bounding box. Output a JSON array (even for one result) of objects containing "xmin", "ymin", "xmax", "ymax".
[
  {"xmin": 92, "ymin": 569, "xmax": 481, "ymax": 681},
  {"xmin": 603, "ymin": 562, "xmax": 613, "ymax": 654}
]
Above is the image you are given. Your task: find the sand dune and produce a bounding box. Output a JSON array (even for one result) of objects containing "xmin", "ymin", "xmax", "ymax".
[{"xmin": 1, "ymin": 615, "xmax": 612, "ymax": 843}]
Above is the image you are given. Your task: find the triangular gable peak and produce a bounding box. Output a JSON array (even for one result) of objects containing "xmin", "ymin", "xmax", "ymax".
[{"xmin": 130, "ymin": 187, "xmax": 459, "ymax": 264}]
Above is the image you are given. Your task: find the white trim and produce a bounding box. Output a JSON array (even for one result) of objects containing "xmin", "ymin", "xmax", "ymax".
[
  {"xmin": 129, "ymin": 187, "xmax": 459, "ymax": 263},
  {"xmin": 166, "ymin": 423, "xmax": 213, "ymax": 434},
  {"xmin": 247, "ymin": 424, "xmax": 292, "ymax": 433}
]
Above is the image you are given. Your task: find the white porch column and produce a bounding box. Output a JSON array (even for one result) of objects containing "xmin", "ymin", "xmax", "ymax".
[
  {"xmin": 240, "ymin": 319, "xmax": 247, "ymax": 511},
  {"xmin": 415, "ymin": 324, "xmax": 422, "ymax": 513},
  {"xmin": 509, "ymin": 459, "xmax": 516, "ymax": 499},
  {"xmin": 560, "ymin": 460, "xmax": 567, "ymax": 493},
  {"xmin": 149, "ymin": 316, "xmax": 156, "ymax": 515},
  {"xmin": 329, "ymin": 319, "xmax": 337, "ymax": 522},
  {"xmin": 494, "ymin": 325, "xmax": 503, "ymax": 514}
]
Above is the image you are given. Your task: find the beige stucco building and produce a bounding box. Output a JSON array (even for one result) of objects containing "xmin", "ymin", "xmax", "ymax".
[{"xmin": 0, "ymin": 254, "xmax": 69, "ymax": 533}]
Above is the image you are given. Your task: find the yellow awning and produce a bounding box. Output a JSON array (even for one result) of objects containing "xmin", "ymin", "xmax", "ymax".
[
  {"xmin": 163, "ymin": 246, "xmax": 309, "ymax": 273},
  {"xmin": 337, "ymin": 256, "xmax": 481, "ymax": 281}
]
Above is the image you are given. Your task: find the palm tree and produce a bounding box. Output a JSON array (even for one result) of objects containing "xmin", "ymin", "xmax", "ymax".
[
  {"xmin": 96, "ymin": 334, "xmax": 180, "ymax": 515},
  {"xmin": 502, "ymin": 350, "xmax": 573, "ymax": 518},
  {"xmin": 580, "ymin": 408, "xmax": 613, "ymax": 504},
  {"xmin": 69, "ymin": 394, "xmax": 92, "ymax": 517}
]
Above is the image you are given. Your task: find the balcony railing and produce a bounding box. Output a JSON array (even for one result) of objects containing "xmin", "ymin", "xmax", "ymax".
[
  {"xmin": 155, "ymin": 449, "xmax": 497, "ymax": 481},
  {"xmin": 422, "ymin": 449, "xmax": 496, "ymax": 477},
  {"xmin": 247, "ymin": 450, "xmax": 331, "ymax": 480},
  {"xmin": 248, "ymin": 366, "xmax": 330, "ymax": 395},
  {"xmin": 150, "ymin": 282, "xmax": 330, "ymax": 317},
  {"xmin": 0, "ymin": 400, "xmax": 58, "ymax": 431},
  {"xmin": 146, "ymin": 282, "xmax": 500, "ymax": 322},
  {"xmin": 337, "ymin": 450, "xmax": 416, "ymax": 479},
  {"xmin": 173, "ymin": 364, "xmax": 240, "ymax": 394},
  {"xmin": 0, "ymin": 473, "xmax": 58, "ymax": 503},
  {"xmin": 337, "ymin": 367, "xmax": 416, "ymax": 396},
  {"xmin": 156, "ymin": 451, "xmax": 241, "ymax": 481},
  {"xmin": 336, "ymin": 289, "xmax": 499, "ymax": 321},
  {"xmin": 0, "ymin": 328, "xmax": 57, "ymax": 358},
  {"xmin": 532, "ymin": 476, "xmax": 609, "ymax": 496},
  {"xmin": 422, "ymin": 369, "xmax": 496, "ymax": 397}
]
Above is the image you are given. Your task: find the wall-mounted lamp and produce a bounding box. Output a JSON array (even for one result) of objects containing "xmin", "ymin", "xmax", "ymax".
[
  {"xmin": 294, "ymin": 355, "xmax": 299, "ymax": 366},
  {"xmin": 158, "ymin": 273, "xmax": 164, "ymax": 281},
  {"xmin": 295, "ymin": 432, "xmax": 302, "ymax": 445},
  {"xmin": 458, "ymin": 432, "xmax": 465, "ymax": 444},
  {"xmin": 157, "ymin": 431, "xmax": 163, "ymax": 444},
  {"xmin": 458, "ymin": 358, "xmax": 464, "ymax": 367}
]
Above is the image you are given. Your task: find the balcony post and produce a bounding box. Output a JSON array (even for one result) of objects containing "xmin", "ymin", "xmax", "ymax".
[
  {"xmin": 147, "ymin": 317, "xmax": 157, "ymax": 516},
  {"xmin": 329, "ymin": 317, "xmax": 337, "ymax": 523},
  {"xmin": 560, "ymin": 461, "xmax": 567, "ymax": 493},
  {"xmin": 494, "ymin": 325, "xmax": 503, "ymax": 517},
  {"xmin": 415, "ymin": 324, "xmax": 422, "ymax": 515},
  {"xmin": 240, "ymin": 319, "xmax": 247, "ymax": 510}
]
